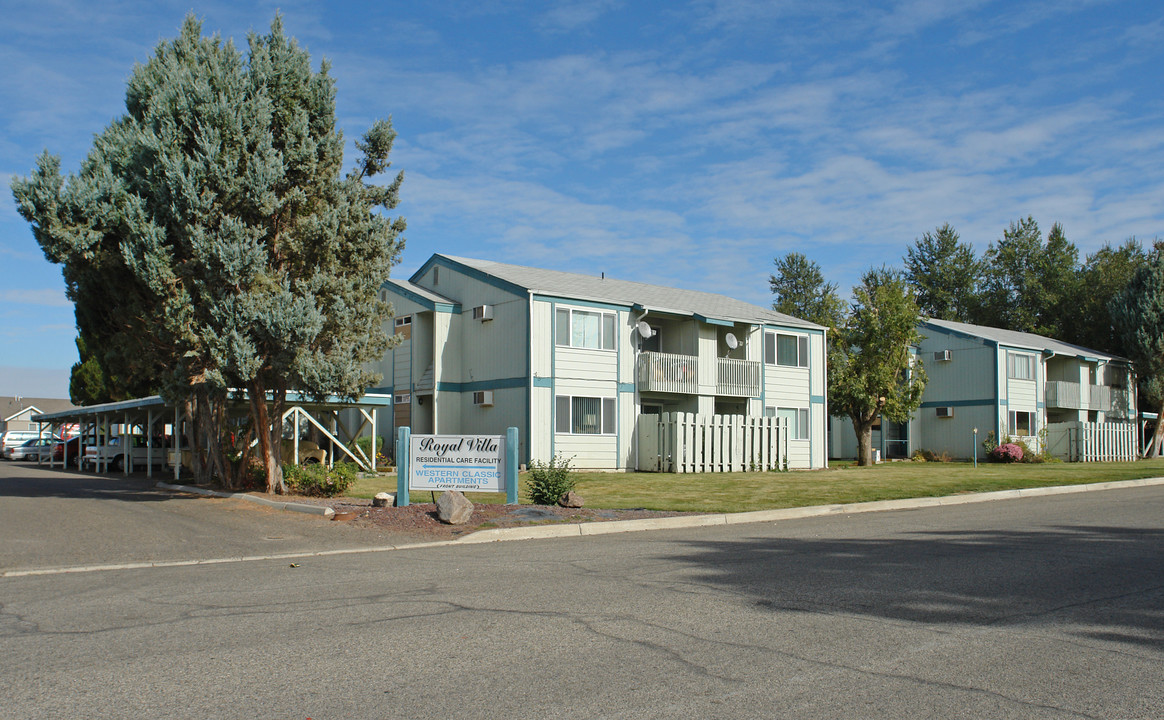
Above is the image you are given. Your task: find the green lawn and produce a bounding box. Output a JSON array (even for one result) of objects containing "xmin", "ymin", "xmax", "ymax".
[{"xmin": 347, "ymin": 459, "xmax": 1164, "ymax": 513}]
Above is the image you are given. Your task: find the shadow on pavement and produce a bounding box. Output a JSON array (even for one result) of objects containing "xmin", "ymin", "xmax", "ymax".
[
  {"xmin": 671, "ymin": 525, "xmax": 1164, "ymax": 650},
  {"xmin": 0, "ymin": 461, "xmax": 179, "ymax": 502}
]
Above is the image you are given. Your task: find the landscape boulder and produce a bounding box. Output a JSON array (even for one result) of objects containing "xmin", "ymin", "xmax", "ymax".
[
  {"xmin": 437, "ymin": 490, "xmax": 474, "ymax": 525},
  {"xmin": 373, "ymin": 492, "xmax": 395, "ymax": 508},
  {"xmin": 558, "ymin": 491, "xmax": 584, "ymax": 508}
]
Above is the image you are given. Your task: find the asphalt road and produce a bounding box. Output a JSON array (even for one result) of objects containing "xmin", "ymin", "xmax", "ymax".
[{"xmin": 1, "ymin": 461, "xmax": 1162, "ymax": 719}]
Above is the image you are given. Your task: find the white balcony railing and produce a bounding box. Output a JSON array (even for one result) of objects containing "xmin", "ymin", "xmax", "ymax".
[
  {"xmin": 715, "ymin": 357, "xmax": 762, "ymax": 397},
  {"xmin": 637, "ymin": 352, "xmax": 698, "ymax": 394}
]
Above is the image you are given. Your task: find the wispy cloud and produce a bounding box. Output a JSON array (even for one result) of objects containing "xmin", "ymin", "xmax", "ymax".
[{"xmin": 1, "ymin": 289, "xmax": 70, "ymax": 307}]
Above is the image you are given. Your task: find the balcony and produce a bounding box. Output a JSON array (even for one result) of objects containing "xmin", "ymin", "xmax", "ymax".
[
  {"xmin": 1045, "ymin": 381, "xmax": 1115, "ymax": 412},
  {"xmin": 637, "ymin": 352, "xmax": 698, "ymax": 394},
  {"xmin": 636, "ymin": 352, "xmax": 762, "ymax": 397},
  {"xmin": 716, "ymin": 357, "xmax": 762, "ymax": 397}
]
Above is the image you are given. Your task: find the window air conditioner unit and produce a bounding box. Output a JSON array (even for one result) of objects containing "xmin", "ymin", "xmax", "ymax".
[
  {"xmin": 472, "ymin": 305, "xmax": 494, "ymax": 321},
  {"xmin": 934, "ymin": 350, "xmax": 952, "ymax": 362},
  {"xmin": 473, "ymin": 391, "xmax": 494, "ymax": 407},
  {"xmin": 936, "ymin": 406, "xmax": 954, "ymax": 418}
]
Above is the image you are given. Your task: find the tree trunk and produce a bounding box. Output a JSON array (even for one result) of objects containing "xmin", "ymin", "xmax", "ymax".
[
  {"xmin": 853, "ymin": 416, "xmax": 875, "ymax": 466},
  {"xmin": 193, "ymin": 388, "xmax": 230, "ymax": 488},
  {"xmin": 182, "ymin": 397, "xmax": 205, "ymax": 483},
  {"xmin": 1148, "ymin": 400, "xmax": 1164, "ymax": 458},
  {"xmin": 249, "ymin": 378, "xmax": 285, "ymax": 495}
]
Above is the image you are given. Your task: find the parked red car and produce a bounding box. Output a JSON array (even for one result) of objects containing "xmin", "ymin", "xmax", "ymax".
[{"xmin": 51, "ymin": 436, "xmax": 84, "ymax": 466}]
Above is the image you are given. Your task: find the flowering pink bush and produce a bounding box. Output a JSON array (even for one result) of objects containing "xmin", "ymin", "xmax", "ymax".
[{"xmin": 990, "ymin": 443, "xmax": 1024, "ymax": 463}]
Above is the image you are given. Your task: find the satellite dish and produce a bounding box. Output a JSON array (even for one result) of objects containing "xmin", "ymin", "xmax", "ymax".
[
  {"xmin": 725, "ymin": 333, "xmax": 739, "ymax": 350},
  {"xmin": 636, "ymin": 321, "xmax": 654, "ymax": 339}
]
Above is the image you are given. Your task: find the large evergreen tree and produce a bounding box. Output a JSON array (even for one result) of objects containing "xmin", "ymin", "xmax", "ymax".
[
  {"xmin": 976, "ymin": 217, "xmax": 1079, "ymax": 337},
  {"xmin": 830, "ymin": 268, "xmax": 927, "ymax": 466},
  {"xmin": 769, "ymin": 252, "xmax": 845, "ymax": 328},
  {"xmin": 903, "ymin": 223, "xmax": 980, "ymax": 321},
  {"xmin": 1066, "ymin": 239, "xmax": 1147, "ymax": 354},
  {"xmin": 12, "ymin": 15, "xmax": 405, "ymax": 492},
  {"xmin": 1111, "ymin": 249, "xmax": 1164, "ymax": 457}
]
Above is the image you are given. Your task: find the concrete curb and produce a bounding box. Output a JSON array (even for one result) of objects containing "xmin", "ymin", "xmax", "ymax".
[
  {"xmin": 156, "ymin": 482, "xmax": 336, "ymax": 519},
  {"xmin": 457, "ymin": 476, "xmax": 1164, "ymax": 544}
]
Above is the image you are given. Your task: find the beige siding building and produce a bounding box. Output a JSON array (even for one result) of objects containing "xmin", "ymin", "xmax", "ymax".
[
  {"xmin": 830, "ymin": 319, "xmax": 1137, "ymax": 461},
  {"xmin": 376, "ymin": 254, "xmax": 828, "ymax": 470}
]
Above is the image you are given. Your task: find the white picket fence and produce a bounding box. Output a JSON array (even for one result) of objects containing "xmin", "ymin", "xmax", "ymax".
[
  {"xmin": 1044, "ymin": 421, "xmax": 1138, "ymax": 463},
  {"xmin": 638, "ymin": 412, "xmax": 788, "ymax": 473}
]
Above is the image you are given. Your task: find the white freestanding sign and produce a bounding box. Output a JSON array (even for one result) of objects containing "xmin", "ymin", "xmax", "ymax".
[{"xmin": 409, "ymin": 434, "xmax": 507, "ymax": 492}]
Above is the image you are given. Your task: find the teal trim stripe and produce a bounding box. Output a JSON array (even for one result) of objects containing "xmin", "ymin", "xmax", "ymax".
[
  {"xmin": 920, "ymin": 398, "xmax": 994, "ymax": 408},
  {"xmin": 534, "ymin": 294, "xmax": 628, "ymax": 312},
  {"xmin": 618, "ymin": 382, "xmax": 635, "ymax": 393},
  {"xmin": 810, "ymin": 395, "xmax": 825, "ymax": 404},
  {"xmin": 533, "ymin": 376, "xmax": 553, "ymax": 388},
  {"xmin": 694, "ymin": 313, "xmax": 733, "ymax": 327},
  {"xmin": 410, "ymin": 255, "xmax": 527, "ymax": 297},
  {"xmin": 382, "ymin": 283, "xmax": 462, "ymax": 314},
  {"xmin": 434, "ymin": 376, "xmax": 528, "ymax": 392}
]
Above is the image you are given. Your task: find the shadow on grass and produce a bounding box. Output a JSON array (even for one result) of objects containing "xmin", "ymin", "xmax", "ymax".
[{"xmin": 672, "ymin": 524, "xmax": 1164, "ymax": 650}]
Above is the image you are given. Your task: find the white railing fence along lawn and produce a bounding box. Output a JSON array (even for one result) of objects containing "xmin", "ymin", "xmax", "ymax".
[
  {"xmin": 1044, "ymin": 421, "xmax": 1137, "ymax": 463},
  {"xmin": 638, "ymin": 412, "xmax": 788, "ymax": 472}
]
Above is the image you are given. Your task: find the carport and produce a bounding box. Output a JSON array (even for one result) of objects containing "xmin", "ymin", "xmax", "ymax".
[{"xmin": 31, "ymin": 392, "xmax": 392, "ymax": 479}]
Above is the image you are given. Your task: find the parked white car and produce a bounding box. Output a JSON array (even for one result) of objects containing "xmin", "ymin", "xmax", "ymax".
[
  {"xmin": 1, "ymin": 430, "xmax": 44, "ymax": 457},
  {"xmin": 82, "ymin": 435, "xmax": 166, "ymax": 472}
]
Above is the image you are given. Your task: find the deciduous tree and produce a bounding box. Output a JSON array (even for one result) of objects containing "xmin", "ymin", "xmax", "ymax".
[{"xmin": 830, "ymin": 268, "xmax": 927, "ymax": 466}]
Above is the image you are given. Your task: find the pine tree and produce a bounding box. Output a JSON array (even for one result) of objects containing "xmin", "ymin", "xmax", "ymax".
[
  {"xmin": 769, "ymin": 252, "xmax": 845, "ymax": 328},
  {"xmin": 903, "ymin": 223, "xmax": 981, "ymax": 321},
  {"xmin": 12, "ymin": 15, "xmax": 405, "ymax": 492}
]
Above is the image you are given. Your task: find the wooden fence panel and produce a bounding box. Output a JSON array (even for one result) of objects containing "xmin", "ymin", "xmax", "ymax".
[
  {"xmin": 644, "ymin": 413, "xmax": 788, "ymax": 472},
  {"xmin": 1046, "ymin": 421, "xmax": 1137, "ymax": 462}
]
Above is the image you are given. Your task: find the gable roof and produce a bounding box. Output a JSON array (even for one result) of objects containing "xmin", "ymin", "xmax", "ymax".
[
  {"xmin": 922, "ymin": 319, "xmax": 1128, "ymax": 363},
  {"xmin": 413, "ymin": 254, "xmax": 824, "ymax": 330},
  {"xmin": 382, "ymin": 278, "xmax": 462, "ymax": 313},
  {"xmin": 2, "ymin": 396, "xmax": 76, "ymax": 423}
]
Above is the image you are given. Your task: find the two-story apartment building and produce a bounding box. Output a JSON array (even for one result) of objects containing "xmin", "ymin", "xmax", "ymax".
[
  {"xmin": 831, "ymin": 319, "xmax": 1136, "ymax": 461},
  {"xmin": 374, "ymin": 254, "xmax": 828, "ymax": 470}
]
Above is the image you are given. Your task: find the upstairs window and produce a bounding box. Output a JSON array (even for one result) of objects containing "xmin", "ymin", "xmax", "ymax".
[
  {"xmin": 1008, "ymin": 353, "xmax": 1034, "ymax": 380},
  {"xmin": 556, "ymin": 308, "xmax": 616, "ymax": 350},
  {"xmin": 765, "ymin": 332, "xmax": 808, "ymax": 367}
]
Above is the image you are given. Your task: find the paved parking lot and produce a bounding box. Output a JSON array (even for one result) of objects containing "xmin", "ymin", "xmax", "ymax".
[{"xmin": 0, "ymin": 461, "xmax": 410, "ymax": 574}]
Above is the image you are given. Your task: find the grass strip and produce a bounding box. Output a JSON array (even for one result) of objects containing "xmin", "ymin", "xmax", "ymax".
[{"xmin": 345, "ymin": 458, "xmax": 1164, "ymax": 514}]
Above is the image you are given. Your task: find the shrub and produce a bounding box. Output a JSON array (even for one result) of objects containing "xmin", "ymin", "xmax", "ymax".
[
  {"xmin": 283, "ymin": 461, "xmax": 357, "ymax": 497},
  {"xmin": 912, "ymin": 449, "xmax": 952, "ymax": 463},
  {"xmin": 350, "ymin": 435, "xmax": 388, "ymax": 463},
  {"xmin": 526, "ymin": 454, "xmax": 576, "ymax": 505},
  {"xmin": 981, "ymin": 431, "xmax": 998, "ymax": 455},
  {"xmin": 990, "ymin": 443, "xmax": 1024, "ymax": 463}
]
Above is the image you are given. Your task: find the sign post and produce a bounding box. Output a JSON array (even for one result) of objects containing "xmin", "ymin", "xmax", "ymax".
[{"xmin": 396, "ymin": 426, "xmax": 410, "ymax": 507}]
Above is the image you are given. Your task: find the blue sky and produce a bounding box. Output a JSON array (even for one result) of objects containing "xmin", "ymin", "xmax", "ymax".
[{"xmin": 2, "ymin": 0, "xmax": 1162, "ymax": 397}]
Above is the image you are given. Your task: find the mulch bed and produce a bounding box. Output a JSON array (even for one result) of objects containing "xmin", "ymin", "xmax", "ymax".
[{"xmin": 267, "ymin": 494, "xmax": 698, "ymax": 541}]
